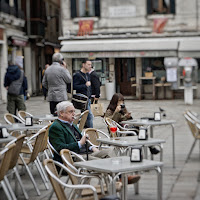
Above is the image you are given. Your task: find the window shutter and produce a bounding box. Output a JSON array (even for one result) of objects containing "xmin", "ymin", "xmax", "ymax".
[
  {"xmin": 71, "ymin": 0, "xmax": 77, "ymax": 18},
  {"xmin": 95, "ymin": 0, "xmax": 100, "ymax": 17},
  {"xmin": 170, "ymin": 0, "xmax": 175, "ymax": 14},
  {"xmin": 147, "ymin": 0, "xmax": 152, "ymax": 15}
]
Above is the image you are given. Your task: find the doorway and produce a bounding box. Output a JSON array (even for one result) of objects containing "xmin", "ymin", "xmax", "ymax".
[{"xmin": 115, "ymin": 58, "xmax": 136, "ymax": 96}]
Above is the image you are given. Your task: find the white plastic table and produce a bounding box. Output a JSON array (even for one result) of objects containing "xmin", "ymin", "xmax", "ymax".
[
  {"xmin": 97, "ymin": 136, "xmax": 165, "ymax": 161},
  {"xmin": 74, "ymin": 156, "xmax": 163, "ymax": 200},
  {"xmin": 7, "ymin": 124, "xmax": 45, "ymax": 132},
  {"xmin": 121, "ymin": 119, "xmax": 176, "ymax": 168}
]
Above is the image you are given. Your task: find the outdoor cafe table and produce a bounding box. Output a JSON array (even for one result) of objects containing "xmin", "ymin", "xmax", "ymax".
[
  {"xmin": 97, "ymin": 136, "xmax": 166, "ymax": 161},
  {"xmin": 74, "ymin": 156, "xmax": 163, "ymax": 200},
  {"xmin": 121, "ymin": 119, "xmax": 176, "ymax": 168},
  {"xmin": 32, "ymin": 115, "xmax": 57, "ymax": 123},
  {"xmin": 0, "ymin": 135, "xmax": 15, "ymax": 144},
  {"xmin": 6, "ymin": 123, "xmax": 45, "ymax": 133}
]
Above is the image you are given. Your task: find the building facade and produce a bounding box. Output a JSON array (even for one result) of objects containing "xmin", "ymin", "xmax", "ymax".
[
  {"xmin": 0, "ymin": 0, "xmax": 61, "ymax": 103},
  {"xmin": 60, "ymin": 0, "xmax": 200, "ymax": 99}
]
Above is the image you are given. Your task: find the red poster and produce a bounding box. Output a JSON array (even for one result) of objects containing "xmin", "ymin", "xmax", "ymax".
[
  {"xmin": 78, "ymin": 20, "xmax": 93, "ymax": 36},
  {"xmin": 153, "ymin": 18, "xmax": 168, "ymax": 33}
]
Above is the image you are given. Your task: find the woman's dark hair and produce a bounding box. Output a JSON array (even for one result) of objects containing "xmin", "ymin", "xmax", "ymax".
[{"xmin": 106, "ymin": 93, "xmax": 124, "ymax": 111}]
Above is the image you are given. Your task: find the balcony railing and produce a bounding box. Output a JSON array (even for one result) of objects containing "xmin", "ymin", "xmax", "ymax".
[{"xmin": 0, "ymin": 1, "xmax": 25, "ymax": 19}]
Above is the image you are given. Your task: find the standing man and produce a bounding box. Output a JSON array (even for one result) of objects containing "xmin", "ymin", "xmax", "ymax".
[
  {"xmin": 89, "ymin": 65, "xmax": 101, "ymax": 104},
  {"xmin": 73, "ymin": 59, "xmax": 93, "ymax": 128},
  {"xmin": 42, "ymin": 53, "xmax": 72, "ymax": 116},
  {"xmin": 4, "ymin": 63, "xmax": 26, "ymax": 115}
]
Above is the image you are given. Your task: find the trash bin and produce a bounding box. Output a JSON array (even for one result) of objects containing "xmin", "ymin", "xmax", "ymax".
[{"xmin": 105, "ymin": 82, "xmax": 115, "ymax": 100}]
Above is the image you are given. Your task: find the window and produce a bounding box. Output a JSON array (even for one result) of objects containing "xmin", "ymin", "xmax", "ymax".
[
  {"xmin": 71, "ymin": 0, "xmax": 100, "ymax": 18},
  {"xmin": 147, "ymin": 0, "xmax": 175, "ymax": 15}
]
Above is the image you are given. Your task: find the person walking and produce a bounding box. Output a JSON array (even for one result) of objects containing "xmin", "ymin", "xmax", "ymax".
[
  {"xmin": 42, "ymin": 53, "xmax": 72, "ymax": 116},
  {"xmin": 4, "ymin": 63, "xmax": 26, "ymax": 115},
  {"xmin": 88, "ymin": 65, "xmax": 101, "ymax": 104},
  {"xmin": 73, "ymin": 59, "xmax": 93, "ymax": 128}
]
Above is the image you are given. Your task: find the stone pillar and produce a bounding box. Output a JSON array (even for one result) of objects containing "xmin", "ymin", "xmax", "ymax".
[{"xmin": 135, "ymin": 57, "xmax": 142, "ymax": 98}]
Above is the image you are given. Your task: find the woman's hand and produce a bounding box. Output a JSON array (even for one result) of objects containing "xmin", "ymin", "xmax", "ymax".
[
  {"xmin": 125, "ymin": 112, "xmax": 132, "ymax": 118},
  {"xmin": 115, "ymin": 105, "xmax": 121, "ymax": 112}
]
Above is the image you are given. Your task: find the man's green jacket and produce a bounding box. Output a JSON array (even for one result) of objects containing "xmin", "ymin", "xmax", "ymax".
[{"xmin": 49, "ymin": 119, "xmax": 82, "ymax": 163}]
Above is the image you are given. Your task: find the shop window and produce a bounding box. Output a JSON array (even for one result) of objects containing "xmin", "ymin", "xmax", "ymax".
[
  {"xmin": 71, "ymin": 0, "xmax": 100, "ymax": 18},
  {"xmin": 72, "ymin": 58, "xmax": 109, "ymax": 85},
  {"xmin": 142, "ymin": 58, "xmax": 166, "ymax": 83},
  {"xmin": 147, "ymin": 0, "xmax": 175, "ymax": 15}
]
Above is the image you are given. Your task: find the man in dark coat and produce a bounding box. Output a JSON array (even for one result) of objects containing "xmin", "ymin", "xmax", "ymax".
[
  {"xmin": 89, "ymin": 66, "xmax": 101, "ymax": 104},
  {"xmin": 4, "ymin": 63, "xmax": 26, "ymax": 115},
  {"xmin": 73, "ymin": 59, "xmax": 93, "ymax": 128}
]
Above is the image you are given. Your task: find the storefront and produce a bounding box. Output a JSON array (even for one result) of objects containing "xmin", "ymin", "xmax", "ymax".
[{"xmin": 61, "ymin": 36, "xmax": 200, "ymax": 99}]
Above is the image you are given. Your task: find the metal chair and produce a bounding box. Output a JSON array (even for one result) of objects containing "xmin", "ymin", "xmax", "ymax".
[
  {"xmin": 4, "ymin": 113, "xmax": 25, "ymax": 125},
  {"xmin": 18, "ymin": 128, "xmax": 49, "ymax": 195},
  {"xmin": 43, "ymin": 159, "xmax": 99, "ymax": 200},
  {"xmin": 104, "ymin": 117, "xmax": 137, "ymax": 137},
  {"xmin": 5, "ymin": 134, "xmax": 29, "ymax": 200},
  {"xmin": 78, "ymin": 110, "xmax": 89, "ymax": 132},
  {"xmin": 0, "ymin": 143, "xmax": 16, "ymax": 200},
  {"xmin": 83, "ymin": 128, "xmax": 110, "ymax": 148},
  {"xmin": 183, "ymin": 113, "xmax": 200, "ymax": 162},
  {"xmin": 17, "ymin": 110, "xmax": 33, "ymax": 123},
  {"xmin": 60, "ymin": 149, "xmax": 122, "ymax": 199}
]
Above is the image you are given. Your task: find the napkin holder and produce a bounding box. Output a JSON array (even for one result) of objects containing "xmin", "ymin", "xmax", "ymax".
[
  {"xmin": 130, "ymin": 145, "xmax": 143, "ymax": 162},
  {"xmin": 154, "ymin": 112, "xmax": 161, "ymax": 121},
  {"xmin": 25, "ymin": 116, "xmax": 33, "ymax": 126},
  {"xmin": 0, "ymin": 127, "xmax": 9, "ymax": 138},
  {"xmin": 138, "ymin": 127, "xmax": 148, "ymax": 140}
]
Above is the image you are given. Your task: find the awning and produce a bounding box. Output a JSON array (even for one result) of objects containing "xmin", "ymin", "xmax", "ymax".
[
  {"xmin": 61, "ymin": 38, "xmax": 178, "ymax": 52},
  {"xmin": 178, "ymin": 38, "xmax": 200, "ymax": 58}
]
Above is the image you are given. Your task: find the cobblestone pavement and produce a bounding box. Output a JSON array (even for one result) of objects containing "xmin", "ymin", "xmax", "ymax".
[{"xmin": 0, "ymin": 96, "xmax": 200, "ymax": 200}]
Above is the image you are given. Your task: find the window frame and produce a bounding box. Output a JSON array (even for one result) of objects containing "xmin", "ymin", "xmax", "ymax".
[{"xmin": 147, "ymin": 0, "xmax": 175, "ymax": 15}]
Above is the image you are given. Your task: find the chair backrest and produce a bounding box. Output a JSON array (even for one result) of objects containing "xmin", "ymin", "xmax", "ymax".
[
  {"xmin": 184, "ymin": 113, "xmax": 199, "ymax": 139},
  {"xmin": 27, "ymin": 129, "xmax": 46, "ymax": 163},
  {"xmin": 18, "ymin": 110, "xmax": 33, "ymax": 122},
  {"xmin": 41, "ymin": 123, "xmax": 53, "ymax": 152},
  {"xmin": 78, "ymin": 110, "xmax": 89, "ymax": 132},
  {"xmin": 43, "ymin": 159, "xmax": 67, "ymax": 200},
  {"xmin": 73, "ymin": 113, "xmax": 81, "ymax": 125},
  {"xmin": 4, "ymin": 113, "xmax": 25, "ymax": 125},
  {"xmin": 84, "ymin": 128, "xmax": 100, "ymax": 146},
  {"xmin": 186, "ymin": 110, "xmax": 200, "ymax": 123},
  {"xmin": 0, "ymin": 143, "xmax": 16, "ymax": 181},
  {"xmin": 60, "ymin": 149, "xmax": 79, "ymax": 185},
  {"xmin": 6, "ymin": 134, "xmax": 26, "ymax": 169}
]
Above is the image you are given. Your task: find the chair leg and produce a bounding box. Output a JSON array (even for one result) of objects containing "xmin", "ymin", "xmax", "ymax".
[
  {"xmin": 186, "ymin": 139, "xmax": 197, "ymax": 162},
  {"xmin": 4, "ymin": 176, "xmax": 17, "ymax": 200},
  {"xmin": 1, "ymin": 180, "xmax": 12, "ymax": 200},
  {"xmin": 34, "ymin": 159, "xmax": 49, "ymax": 190},
  {"xmin": 19, "ymin": 155, "xmax": 41, "ymax": 196},
  {"xmin": 13, "ymin": 166, "xmax": 29, "ymax": 200},
  {"xmin": 36, "ymin": 157, "xmax": 49, "ymax": 182}
]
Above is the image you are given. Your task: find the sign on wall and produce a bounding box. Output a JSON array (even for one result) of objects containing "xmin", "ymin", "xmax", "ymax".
[{"xmin": 109, "ymin": 6, "xmax": 136, "ymax": 18}]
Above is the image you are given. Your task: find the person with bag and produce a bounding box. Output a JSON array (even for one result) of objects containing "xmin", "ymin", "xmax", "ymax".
[
  {"xmin": 73, "ymin": 59, "xmax": 93, "ymax": 128},
  {"xmin": 42, "ymin": 53, "xmax": 72, "ymax": 116},
  {"xmin": 4, "ymin": 63, "xmax": 26, "ymax": 115}
]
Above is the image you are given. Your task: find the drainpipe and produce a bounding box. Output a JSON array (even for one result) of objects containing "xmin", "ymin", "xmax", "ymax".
[{"xmin": 26, "ymin": 0, "xmax": 30, "ymax": 36}]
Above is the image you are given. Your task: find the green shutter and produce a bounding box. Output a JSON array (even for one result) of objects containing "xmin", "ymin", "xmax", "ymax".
[
  {"xmin": 170, "ymin": 0, "xmax": 175, "ymax": 14},
  {"xmin": 71, "ymin": 0, "xmax": 77, "ymax": 18},
  {"xmin": 95, "ymin": 0, "xmax": 100, "ymax": 17},
  {"xmin": 147, "ymin": 0, "xmax": 152, "ymax": 15}
]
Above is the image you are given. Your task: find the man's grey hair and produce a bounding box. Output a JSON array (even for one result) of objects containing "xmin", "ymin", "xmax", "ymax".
[
  {"xmin": 56, "ymin": 101, "xmax": 73, "ymax": 116},
  {"xmin": 52, "ymin": 53, "xmax": 64, "ymax": 63}
]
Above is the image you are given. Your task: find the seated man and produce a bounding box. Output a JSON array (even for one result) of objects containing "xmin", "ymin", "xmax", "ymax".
[{"xmin": 49, "ymin": 101, "xmax": 140, "ymax": 184}]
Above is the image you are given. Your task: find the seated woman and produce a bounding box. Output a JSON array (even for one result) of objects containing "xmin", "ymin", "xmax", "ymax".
[{"xmin": 105, "ymin": 93, "xmax": 160, "ymax": 155}]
